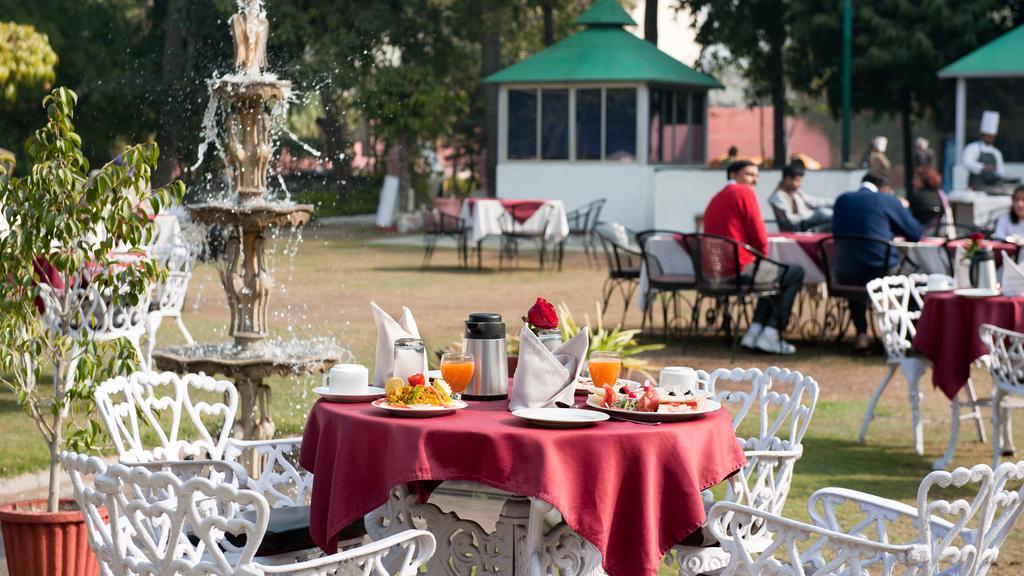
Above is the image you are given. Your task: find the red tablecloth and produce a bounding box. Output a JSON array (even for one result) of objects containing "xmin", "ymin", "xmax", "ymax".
[
  {"xmin": 912, "ymin": 292, "xmax": 1024, "ymax": 399},
  {"xmin": 466, "ymin": 198, "xmax": 545, "ymax": 223},
  {"xmin": 770, "ymin": 232, "xmax": 830, "ymax": 270},
  {"xmin": 300, "ymin": 400, "xmax": 745, "ymax": 576},
  {"xmin": 940, "ymin": 238, "xmax": 1018, "ymax": 266}
]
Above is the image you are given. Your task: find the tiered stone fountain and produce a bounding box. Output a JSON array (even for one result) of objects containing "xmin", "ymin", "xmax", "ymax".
[{"xmin": 154, "ymin": 0, "xmax": 342, "ymax": 445}]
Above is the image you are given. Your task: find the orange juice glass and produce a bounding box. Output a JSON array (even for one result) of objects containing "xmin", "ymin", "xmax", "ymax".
[
  {"xmin": 441, "ymin": 352, "xmax": 475, "ymax": 399},
  {"xmin": 588, "ymin": 351, "xmax": 622, "ymax": 389}
]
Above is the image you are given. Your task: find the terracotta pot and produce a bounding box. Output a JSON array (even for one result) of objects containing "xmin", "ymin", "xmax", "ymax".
[{"xmin": 0, "ymin": 499, "xmax": 103, "ymax": 576}]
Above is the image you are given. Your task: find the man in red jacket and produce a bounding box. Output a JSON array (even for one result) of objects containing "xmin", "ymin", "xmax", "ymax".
[{"xmin": 703, "ymin": 161, "xmax": 805, "ymax": 354}]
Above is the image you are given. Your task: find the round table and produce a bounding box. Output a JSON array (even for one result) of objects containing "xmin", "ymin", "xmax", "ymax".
[{"xmin": 300, "ymin": 399, "xmax": 745, "ymax": 576}]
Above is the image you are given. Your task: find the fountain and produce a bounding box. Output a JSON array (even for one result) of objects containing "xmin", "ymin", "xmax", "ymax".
[{"xmin": 153, "ymin": 0, "xmax": 344, "ymax": 446}]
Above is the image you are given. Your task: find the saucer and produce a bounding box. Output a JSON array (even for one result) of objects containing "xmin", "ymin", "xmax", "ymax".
[
  {"xmin": 313, "ymin": 386, "xmax": 386, "ymax": 402},
  {"xmin": 954, "ymin": 288, "xmax": 1001, "ymax": 299}
]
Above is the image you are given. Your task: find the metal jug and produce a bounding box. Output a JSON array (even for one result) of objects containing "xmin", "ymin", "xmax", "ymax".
[
  {"xmin": 462, "ymin": 313, "xmax": 508, "ymax": 400},
  {"xmin": 970, "ymin": 248, "xmax": 998, "ymax": 290}
]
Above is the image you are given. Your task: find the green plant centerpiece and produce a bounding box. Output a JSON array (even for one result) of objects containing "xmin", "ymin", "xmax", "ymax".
[{"xmin": 0, "ymin": 87, "xmax": 184, "ymax": 512}]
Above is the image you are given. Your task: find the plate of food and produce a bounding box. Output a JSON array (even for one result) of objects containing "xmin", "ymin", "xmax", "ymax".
[
  {"xmin": 585, "ymin": 383, "xmax": 719, "ymax": 422},
  {"xmin": 575, "ymin": 377, "xmax": 642, "ymax": 395},
  {"xmin": 372, "ymin": 373, "xmax": 468, "ymax": 417}
]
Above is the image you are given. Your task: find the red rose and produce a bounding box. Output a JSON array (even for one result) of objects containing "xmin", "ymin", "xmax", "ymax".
[
  {"xmin": 526, "ymin": 297, "xmax": 559, "ymax": 330},
  {"xmin": 971, "ymin": 232, "xmax": 985, "ymax": 242}
]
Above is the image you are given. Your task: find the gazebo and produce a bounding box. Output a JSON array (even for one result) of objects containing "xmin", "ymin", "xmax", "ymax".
[{"xmin": 939, "ymin": 25, "xmax": 1024, "ymax": 185}]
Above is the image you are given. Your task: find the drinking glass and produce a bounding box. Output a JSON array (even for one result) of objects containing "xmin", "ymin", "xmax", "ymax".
[
  {"xmin": 588, "ymin": 351, "xmax": 622, "ymax": 389},
  {"xmin": 440, "ymin": 352, "xmax": 475, "ymax": 400}
]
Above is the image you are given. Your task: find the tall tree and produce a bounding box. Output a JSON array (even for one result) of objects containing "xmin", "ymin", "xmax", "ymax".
[
  {"xmin": 644, "ymin": 0, "xmax": 658, "ymax": 45},
  {"xmin": 676, "ymin": 0, "xmax": 789, "ymax": 166},
  {"xmin": 788, "ymin": 0, "xmax": 1008, "ymax": 191}
]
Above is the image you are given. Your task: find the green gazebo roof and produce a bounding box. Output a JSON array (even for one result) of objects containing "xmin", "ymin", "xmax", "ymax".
[
  {"xmin": 484, "ymin": 0, "xmax": 721, "ymax": 88},
  {"xmin": 938, "ymin": 25, "xmax": 1024, "ymax": 79}
]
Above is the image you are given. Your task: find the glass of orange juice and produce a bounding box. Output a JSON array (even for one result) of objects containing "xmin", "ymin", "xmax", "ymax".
[
  {"xmin": 588, "ymin": 351, "xmax": 622, "ymax": 389},
  {"xmin": 440, "ymin": 352, "xmax": 475, "ymax": 400}
]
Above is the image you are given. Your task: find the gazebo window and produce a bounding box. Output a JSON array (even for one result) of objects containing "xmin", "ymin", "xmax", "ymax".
[
  {"xmin": 542, "ymin": 89, "xmax": 569, "ymax": 160},
  {"xmin": 576, "ymin": 89, "xmax": 602, "ymax": 160},
  {"xmin": 508, "ymin": 89, "xmax": 538, "ymax": 159},
  {"xmin": 606, "ymin": 88, "xmax": 637, "ymax": 161},
  {"xmin": 649, "ymin": 87, "xmax": 705, "ymax": 165}
]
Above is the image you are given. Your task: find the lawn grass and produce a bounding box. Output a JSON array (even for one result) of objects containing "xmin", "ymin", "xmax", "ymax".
[{"xmin": 2, "ymin": 223, "xmax": 1023, "ymax": 573}]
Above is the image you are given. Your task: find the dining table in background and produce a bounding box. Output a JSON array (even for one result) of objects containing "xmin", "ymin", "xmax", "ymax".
[
  {"xmin": 300, "ymin": 398, "xmax": 745, "ymax": 576},
  {"xmin": 460, "ymin": 198, "xmax": 570, "ymax": 246}
]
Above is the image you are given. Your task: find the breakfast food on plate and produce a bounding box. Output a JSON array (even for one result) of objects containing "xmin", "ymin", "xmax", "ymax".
[
  {"xmin": 384, "ymin": 373, "xmax": 454, "ymax": 407},
  {"xmin": 592, "ymin": 382, "xmax": 703, "ymax": 413}
]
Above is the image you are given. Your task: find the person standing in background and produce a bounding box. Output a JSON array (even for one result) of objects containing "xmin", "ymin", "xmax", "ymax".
[
  {"xmin": 963, "ymin": 111, "xmax": 1014, "ymax": 189},
  {"xmin": 861, "ymin": 137, "xmax": 891, "ymax": 179},
  {"xmin": 913, "ymin": 137, "xmax": 934, "ymax": 169}
]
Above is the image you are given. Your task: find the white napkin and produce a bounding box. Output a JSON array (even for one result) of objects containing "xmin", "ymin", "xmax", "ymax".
[
  {"xmin": 371, "ymin": 301, "xmax": 421, "ymax": 387},
  {"xmin": 954, "ymin": 246, "xmax": 972, "ymax": 289},
  {"xmin": 1002, "ymin": 251, "xmax": 1024, "ymax": 297},
  {"xmin": 509, "ymin": 326, "xmax": 589, "ymax": 411}
]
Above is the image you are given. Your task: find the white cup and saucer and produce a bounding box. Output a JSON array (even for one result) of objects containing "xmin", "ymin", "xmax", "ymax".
[
  {"xmin": 659, "ymin": 366, "xmax": 704, "ymax": 399},
  {"xmin": 313, "ymin": 364, "xmax": 385, "ymax": 402},
  {"xmin": 924, "ymin": 274, "xmax": 955, "ymax": 294}
]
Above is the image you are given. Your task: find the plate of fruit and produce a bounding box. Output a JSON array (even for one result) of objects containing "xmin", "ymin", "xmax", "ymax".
[
  {"xmin": 374, "ymin": 373, "xmax": 468, "ymax": 417},
  {"xmin": 585, "ymin": 381, "xmax": 719, "ymax": 422}
]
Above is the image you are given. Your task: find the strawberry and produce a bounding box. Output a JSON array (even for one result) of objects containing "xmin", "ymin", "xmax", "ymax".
[{"xmin": 408, "ymin": 373, "xmax": 425, "ymax": 387}]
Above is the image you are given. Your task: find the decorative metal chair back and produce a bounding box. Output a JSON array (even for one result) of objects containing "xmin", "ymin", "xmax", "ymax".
[
  {"xmin": 95, "ymin": 371, "xmax": 238, "ymax": 463},
  {"xmin": 682, "ymin": 233, "xmax": 755, "ymax": 292},
  {"xmin": 818, "ymin": 235, "xmax": 894, "ymax": 293},
  {"xmin": 635, "ymin": 229, "xmax": 684, "ymax": 280},
  {"xmin": 584, "ymin": 198, "xmax": 606, "ymax": 233},
  {"xmin": 225, "ymin": 437, "xmax": 311, "ymax": 508},
  {"xmin": 980, "ymin": 324, "xmax": 1024, "ymax": 398},
  {"xmin": 917, "ymin": 462, "xmax": 1024, "ymax": 576},
  {"xmin": 62, "ymin": 452, "xmax": 266, "ymax": 575},
  {"xmin": 149, "ymin": 242, "xmax": 198, "ymax": 316},
  {"xmin": 867, "ymin": 275, "xmax": 928, "ymax": 365},
  {"xmin": 596, "ymin": 224, "xmax": 640, "ymax": 272},
  {"xmin": 699, "ymin": 367, "xmax": 819, "ymax": 536},
  {"xmin": 38, "ymin": 273, "xmax": 151, "ymax": 345}
]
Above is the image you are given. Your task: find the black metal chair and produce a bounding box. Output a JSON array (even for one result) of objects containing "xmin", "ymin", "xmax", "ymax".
[
  {"xmin": 566, "ymin": 198, "xmax": 607, "ymax": 265},
  {"xmin": 817, "ymin": 235, "xmax": 894, "ymax": 344},
  {"xmin": 805, "ymin": 221, "xmax": 833, "ymax": 234},
  {"xmin": 422, "ymin": 203, "xmax": 468, "ymax": 268},
  {"xmin": 771, "ymin": 204, "xmax": 799, "ymax": 233},
  {"xmin": 499, "ymin": 203, "xmax": 560, "ymax": 270},
  {"xmin": 680, "ymin": 233, "xmax": 790, "ymax": 358},
  {"xmin": 635, "ymin": 230, "xmax": 696, "ymax": 339},
  {"xmin": 595, "ymin": 223, "xmax": 641, "ymax": 325}
]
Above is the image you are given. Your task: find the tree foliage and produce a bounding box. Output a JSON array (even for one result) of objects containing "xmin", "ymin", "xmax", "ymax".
[{"xmin": 0, "ymin": 22, "xmax": 58, "ymax": 104}]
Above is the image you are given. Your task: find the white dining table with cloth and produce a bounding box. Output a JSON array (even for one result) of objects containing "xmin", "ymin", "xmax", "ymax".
[
  {"xmin": 636, "ymin": 235, "xmax": 826, "ymax": 311},
  {"xmin": 459, "ymin": 199, "xmax": 570, "ymax": 245}
]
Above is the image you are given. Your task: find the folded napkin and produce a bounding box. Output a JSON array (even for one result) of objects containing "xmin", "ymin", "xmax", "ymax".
[
  {"xmin": 1002, "ymin": 251, "xmax": 1024, "ymax": 297},
  {"xmin": 509, "ymin": 325, "xmax": 589, "ymax": 411},
  {"xmin": 371, "ymin": 301, "xmax": 421, "ymax": 387}
]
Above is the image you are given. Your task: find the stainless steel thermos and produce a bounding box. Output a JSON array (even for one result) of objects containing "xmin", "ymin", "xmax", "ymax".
[{"xmin": 462, "ymin": 312, "xmax": 508, "ymax": 399}]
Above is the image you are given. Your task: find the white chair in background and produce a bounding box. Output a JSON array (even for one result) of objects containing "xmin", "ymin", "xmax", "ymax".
[
  {"xmin": 708, "ymin": 460, "xmax": 1024, "ymax": 576},
  {"xmin": 61, "ymin": 452, "xmax": 435, "ymax": 576},
  {"xmin": 144, "ymin": 241, "xmax": 198, "ymax": 365},
  {"xmin": 979, "ymin": 323, "xmax": 1024, "ymax": 468},
  {"xmin": 666, "ymin": 367, "xmax": 819, "ymax": 576},
  {"xmin": 860, "ymin": 274, "xmax": 986, "ymax": 469}
]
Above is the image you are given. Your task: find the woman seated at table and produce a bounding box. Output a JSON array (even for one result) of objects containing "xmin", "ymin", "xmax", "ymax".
[
  {"xmin": 993, "ymin": 186, "xmax": 1024, "ymax": 241},
  {"xmin": 907, "ymin": 166, "xmax": 949, "ymax": 234}
]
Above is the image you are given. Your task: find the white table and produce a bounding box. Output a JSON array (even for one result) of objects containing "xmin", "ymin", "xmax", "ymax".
[{"xmin": 460, "ymin": 199, "xmax": 570, "ymax": 245}]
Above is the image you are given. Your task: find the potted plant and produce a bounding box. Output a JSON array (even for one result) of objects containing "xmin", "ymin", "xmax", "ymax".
[
  {"xmin": 0, "ymin": 88, "xmax": 184, "ymax": 576},
  {"xmin": 556, "ymin": 301, "xmax": 665, "ymax": 381}
]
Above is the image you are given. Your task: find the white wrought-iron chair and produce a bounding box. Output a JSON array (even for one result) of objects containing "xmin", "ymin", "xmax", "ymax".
[
  {"xmin": 61, "ymin": 452, "xmax": 435, "ymax": 576},
  {"xmin": 144, "ymin": 241, "xmax": 198, "ymax": 366},
  {"xmin": 665, "ymin": 367, "xmax": 819, "ymax": 576},
  {"xmin": 93, "ymin": 371, "xmax": 361, "ymax": 559},
  {"xmin": 38, "ymin": 271, "xmax": 151, "ymax": 376},
  {"xmin": 707, "ymin": 460, "xmax": 1024, "ymax": 576},
  {"xmin": 860, "ymin": 274, "xmax": 986, "ymax": 470},
  {"xmin": 979, "ymin": 323, "xmax": 1024, "ymax": 468}
]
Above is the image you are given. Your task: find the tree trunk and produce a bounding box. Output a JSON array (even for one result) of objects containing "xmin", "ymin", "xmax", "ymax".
[
  {"xmin": 46, "ymin": 361, "xmax": 63, "ymax": 512},
  {"xmin": 900, "ymin": 88, "xmax": 914, "ymax": 194},
  {"xmin": 153, "ymin": 0, "xmax": 189, "ymax": 188},
  {"xmin": 541, "ymin": 0, "xmax": 554, "ymax": 46},
  {"xmin": 769, "ymin": 31, "xmax": 787, "ymax": 168},
  {"xmin": 481, "ymin": 7, "xmax": 502, "ymax": 196},
  {"xmin": 644, "ymin": 0, "xmax": 659, "ymax": 45}
]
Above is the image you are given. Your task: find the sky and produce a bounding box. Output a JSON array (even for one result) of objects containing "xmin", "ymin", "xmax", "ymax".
[{"xmin": 627, "ymin": 1, "xmax": 701, "ymax": 67}]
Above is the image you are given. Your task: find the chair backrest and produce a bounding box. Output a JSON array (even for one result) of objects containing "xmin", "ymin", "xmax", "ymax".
[
  {"xmin": 95, "ymin": 371, "xmax": 238, "ymax": 463},
  {"xmin": 586, "ymin": 198, "xmax": 607, "ymax": 231},
  {"xmin": 62, "ymin": 452, "xmax": 268, "ymax": 575},
  {"xmin": 917, "ymin": 461, "xmax": 1024, "ymax": 576},
  {"xmin": 980, "ymin": 324, "xmax": 1024, "ymax": 398},
  {"xmin": 595, "ymin": 223, "xmax": 640, "ymax": 275},
  {"xmin": 681, "ymin": 233, "xmax": 750, "ymax": 291},
  {"xmin": 699, "ymin": 367, "xmax": 819, "ymax": 529},
  {"xmin": 771, "ymin": 204, "xmax": 799, "ymax": 233},
  {"xmin": 866, "ymin": 275, "xmax": 928, "ymax": 364},
  {"xmin": 38, "ymin": 275, "xmax": 151, "ymax": 342},
  {"xmin": 149, "ymin": 242, "xmax": 198, "ymax": 315},
  {"xmin": 635, "ymin": 229, "xmax": 686, "ymax": 280},
  {"xmin": 818, "ymin": 234, "xmax": 894, "ymax": 290}
]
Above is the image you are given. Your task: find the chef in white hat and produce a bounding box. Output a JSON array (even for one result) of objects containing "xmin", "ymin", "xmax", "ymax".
[{"xmin": 963, "ymin": 110, "xmax": 1005, "ymax": 188}]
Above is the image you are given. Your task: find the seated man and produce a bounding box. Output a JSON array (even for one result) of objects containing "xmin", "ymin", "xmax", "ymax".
[
  {"xmin": 832, "ymin": 173, "xmax": 923, "ymax": 352},
  {"xmin": 703, "ymin": 160, "xmax": 805, "ymax": 355},
  {"xmin": 768, "ymin": 163, "xmax": 833, "ymax": 231}
]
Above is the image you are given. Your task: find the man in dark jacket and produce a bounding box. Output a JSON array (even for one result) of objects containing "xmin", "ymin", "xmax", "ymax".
[{"xmin": 832, "ymin": 173, "xmax": 923, "ymax": 351}]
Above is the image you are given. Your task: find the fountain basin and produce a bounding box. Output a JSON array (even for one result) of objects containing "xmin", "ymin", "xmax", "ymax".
[
  {"xmin": 188, "ymin": 201, "xmax": 314, "ymax": 229},
  {"xmin": 211, "ymin": 75, "xmax": 291, "ymax": 102},
  {"xmin": 152, "ymin": 337, "xmax": 345, "ymax": 380}
]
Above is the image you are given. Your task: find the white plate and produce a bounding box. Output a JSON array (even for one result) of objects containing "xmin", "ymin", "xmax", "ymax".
[
  {"xmin": 575, "ymin": 378, "xmax": 641, "ymax": 395},
  {"xmin": 585, "ymin": 396, "xmax": 721, "ymax": 422},
  {"xmin": 920, "ymin": 286, "xmax": 954, "ymax": 294},
  {"xmin": 512, "ymin": 408, "xmax": 609, "ymax": 428},
  {"xmin": 313, "ymin": 386, "xmax": 386, "ymax": 403},
  {"xmin": 371, "ymin": 398, "xmax": 468, "ymax": 417},
  {"xmin": 954, "ymin": 288, "xmax": 1002, "ymax": 299}
]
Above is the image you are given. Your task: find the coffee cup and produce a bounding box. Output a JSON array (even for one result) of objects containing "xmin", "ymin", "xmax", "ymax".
[
  {"xmin": 927, "ymin": 274, "xmax": 953, "ymax": 292},
  {"xmin": 328, "ymin": 364, "xmax": 369, "ymax": 395},
  {"xmin": 660, "ymin": 367, "xmax": 698, "ymax": 396}
]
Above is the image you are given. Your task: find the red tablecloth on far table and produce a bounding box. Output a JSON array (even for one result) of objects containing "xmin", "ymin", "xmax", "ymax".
[
  {"xmin": 770, "ymin": 232, "xmax": 830, "ymax": 270},
  {"xmin": 465, "ymin": 198, "xmax": 545, "ymax": 223},
  {"xmin": 912, "ymin": 292, "xmax": 1024, "ymax": 399},
  {"xmin": 300, "ymin": 400, "xmax": 745, "ymax": 576}
]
